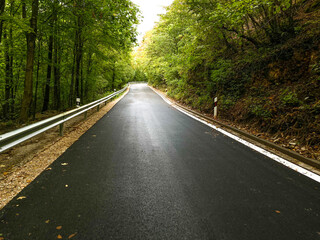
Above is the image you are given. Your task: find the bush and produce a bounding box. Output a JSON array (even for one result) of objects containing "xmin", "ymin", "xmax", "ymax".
[
  {"xmin": 280, "ymin": 89, "xmax": 301, "ymax": 107},
  {"xmin": 250, "ymin": 104, "xmax": 272, "ymax": 120},
  {"xmin": 219, "ymin": 95, "xmax": 236, "ymax": 111}
]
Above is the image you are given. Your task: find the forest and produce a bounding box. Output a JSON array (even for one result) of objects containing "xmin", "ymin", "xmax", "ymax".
[
  {"xmin": 1, "ymin": 0, "xmax": 320, "ymax": 158},
  {"xmin": 136, "ymin": 0, "xmax": 320, "ymax": 157},
  {"xmin": 0, "ymin": 0, "xmax": 139, "ymax": 123}
]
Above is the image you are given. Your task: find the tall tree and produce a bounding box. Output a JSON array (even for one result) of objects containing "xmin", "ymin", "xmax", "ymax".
[
  {"xmin": 0, "ymin": 0, "xmax": 139, "ymax": 122},
  {"xmin": 53, "ymin": 14, "xmax": 61, "ymax": 110},
  {"xmin": 42, "ymin": 33, "xmax": 53, "ymax": 112},
  {"xmin": 0, "ymin": 0, "xmax": 5, "ymax": 43},
  {"xmin": 20, "ymin": 0, "xmax": 39, "ymax": 122}
]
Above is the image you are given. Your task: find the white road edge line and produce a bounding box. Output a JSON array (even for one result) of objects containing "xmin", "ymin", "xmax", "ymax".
[{"xmin": 149, "ymin": 85, "xmax": 320, "ymax": 184}]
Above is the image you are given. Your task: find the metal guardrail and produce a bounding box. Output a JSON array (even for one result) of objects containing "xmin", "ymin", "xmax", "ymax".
[
  {"xmin": 0, "ymin": 86, "xmax": 128, "ymax": 153},
  {"xmin": 128, "ymin": 81, "xmax": 147, "ymax": 84},
  {"xmin": 175, "ymin": 102, "xmax": 320, "ymax": 169},
  {"xmin": 150, "ymin": 86, "xmax": 320, "ymax": 169}
]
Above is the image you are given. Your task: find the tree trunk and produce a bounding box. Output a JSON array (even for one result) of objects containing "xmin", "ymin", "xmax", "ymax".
[
  {"xmin": 3, "ymin": 1, "xmax": 14, "ymax": 119},
  {"xmin": 15, "ymin": 59, "xmax": 22, "ymax": 114},
  {"xmin": 75, "ymin": 15, "xmax": 83, "ymax": 100},
  {"xmin": 53, "ymin": 21, "xmax": 61, "ymax": 110},
  {"xmin": 33, "ymin": 37, "xmax": 41, "ymax": 120},
  {"xmin": 221, "ymin": 30, "xmax": 237, "ymax": 53},
  {"xmin": 20, "ymin": 0, "xmax": 39, "ymax": 123},
  {"xmin": 80, "ymin": 57, "xmax": 83, "ymax": 101},
  {"xmin": 111, "ymin": 60, "xmax": 116, "ymax": 90},
  {"xmin": 85, "ymin": 52, "xmax": 92, "ymax": 100},
  {"xmin": 221, "ymin": 26, "xmax": 261, "ymax": 48},
  {"xmin": 69, "ymin": 45, "xmax": 76, "ymax": 106},
  {"xmin": 42, "ymin": 34, "xmax": 54, "ymax": 112},
  {"xmin": 3, "ymin": 30, "xmax": 10, "ymax": 119},
  {"xmin": 9, "ymin": 13, "xmax": 14, "ymax": 116},
  {"xmin": 0, "ymin": 0, "xmax": 5, "ymax": 44},
  {"xmin": 287, "ymin": 0, "xmax": 295, "ymax": 37}
]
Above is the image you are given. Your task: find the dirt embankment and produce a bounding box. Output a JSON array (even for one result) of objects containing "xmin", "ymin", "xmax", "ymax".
[{"xmin": 163, "ymin": 1, "xmax": 320, "ymax": 162}]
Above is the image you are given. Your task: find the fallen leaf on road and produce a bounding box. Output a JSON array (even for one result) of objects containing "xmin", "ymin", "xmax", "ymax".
[
  {"xmin": 275, "ymin": 210, "xmax": 281, "ymax": 214},
  {"xmin": 68, "ymin": 233, "xmax": 77, "ymax": 239},
  {"xmin": 57, "ymin": 234, "xmax": 62, "ymax": 239},
  {"xmin": 45, "ymin": 220, "xmax": 50, "ymax": 224},
  {"xmin": 17, "ymin": 196, "xmax": 26, "ymax": 200},
  {"xmin": 46, "ymin": 168, "xmax": 52, "ymax": 170},
  {"xmin": 65, "ymin": 185, "xmax": 68, "ymax": 188},
  {"xmin": 92, "ymin": 135, "xmax": 96, "ymax": 137},
  {"xmin": 56, "ymin": 226, "xmax": 62, "ymax": 230},
  {"xmin": 61, "ymin": 163, "xmax": 68, "ymax": 166}
]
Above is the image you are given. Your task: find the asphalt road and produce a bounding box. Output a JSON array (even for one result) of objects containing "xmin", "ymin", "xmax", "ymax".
[{"xmin": 1, "ymin": 84, "xmax": 320, "ymax": 240}]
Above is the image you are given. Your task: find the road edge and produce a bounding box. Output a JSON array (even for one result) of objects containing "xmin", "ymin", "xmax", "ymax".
[
  {"xmin": 0, "ymin": 88, "xmax": 130, "ymax": 210},
  {"xmin": 149, "ymin": 85, "xmax": 320, "ymax": 183}
]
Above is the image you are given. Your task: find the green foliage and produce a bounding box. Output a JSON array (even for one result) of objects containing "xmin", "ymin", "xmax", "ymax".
[
  {"xmin": 219, "ymin": 95, "xmax": 236, "ymax": 111},
  {"xmin": 132, "ymin": 68, "xmax": 147, "ymax": 82},
  {"xmin": 280, "ymin": 89, "xmax": 301, "ymax": 107},
  {"xmin": 134, "ymin": 0, "xmax": 301, "ymax": 117},
  {"xmin": 132, "ymin": 0, "xmax": 320, "ymax": 148},
  {"xmin": 209, "ymin": 59, "xmax": 247, "ymax": 99},
  {"xmin": 311, "ymin": 60, "xmax": 320, "ymax": 75},
  {"xmin": 250, "ymin": 104, "xmax": 272, "ymax": 120},
  {"xmin": 0, "ymin": 0, "xmax": 139, "ymax": 121}
]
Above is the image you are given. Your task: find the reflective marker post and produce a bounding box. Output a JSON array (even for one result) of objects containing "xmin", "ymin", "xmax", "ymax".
[
  {"xmin": 76, "ymin": 98, "xmax": 81, "ymax": 108},
  {"xmin": 214, "ymin": 97, "xmax": 218, "ymax": 119}
]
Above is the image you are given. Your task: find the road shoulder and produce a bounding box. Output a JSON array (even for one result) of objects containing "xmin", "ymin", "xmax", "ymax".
[
  {"xmin": 0, "ymin": 89, "xmax": 129, "ymax": 209},
  {"xmin": 149, "ymin": 85, "xmax": 320, "ymax": 182}
]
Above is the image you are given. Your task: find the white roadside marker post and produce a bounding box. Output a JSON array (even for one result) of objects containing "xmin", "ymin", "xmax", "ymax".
[
  {"xmin": 214, "ymin": 97, "xmax": 218, "ymax": 119},
  {"xmin": 76, "ymin": 98, "xmax": 81, "ymax": 108}
]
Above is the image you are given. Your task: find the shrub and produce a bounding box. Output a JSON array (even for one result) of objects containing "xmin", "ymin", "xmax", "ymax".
[
  {"xmin": 250, "ymin": 104, "xmax": 272, "ymax": 120},
  {"xmin": 280, "ymin": 89, "xmax": 301, "ymax": 107}
]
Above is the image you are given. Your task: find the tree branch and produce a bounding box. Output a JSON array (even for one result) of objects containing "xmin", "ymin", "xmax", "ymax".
[{"xmin": 221, "ymin": 25, "xmax": 261, "ymax": 48}]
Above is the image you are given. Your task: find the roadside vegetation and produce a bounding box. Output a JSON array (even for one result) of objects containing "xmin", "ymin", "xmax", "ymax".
[
  {"xmin": 136, "ymin": 0, "xmax": 320, "ymax": 160},
  {"xmin": 0, "ymin": 0, "xmax": 139, "ymax": 127}
]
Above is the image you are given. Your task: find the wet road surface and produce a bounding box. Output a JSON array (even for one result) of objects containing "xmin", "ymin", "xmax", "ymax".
[{"xmin": 1, "ymin": 84, "xmax": 320, "ymax": 239}]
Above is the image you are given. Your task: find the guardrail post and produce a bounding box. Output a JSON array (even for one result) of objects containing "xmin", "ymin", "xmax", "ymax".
[
  {"xmin": 97, "ymin": 105, "xmax": 100, "ymax": 112},
  {"xmin": 59, "ymin": 123, "xmax": 64, "ymax": 136},
  {"xmin": 84, "ymin": 111, "xmax": 87, "ymax": 120}
]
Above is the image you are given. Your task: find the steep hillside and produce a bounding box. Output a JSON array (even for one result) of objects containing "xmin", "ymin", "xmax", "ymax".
[
  {"xmin": 220, "ymin": 2, "xmax": 320, "ymax": 158},
  {"xmin": 137, "ymin": 0, "xmax": 320, "ymax": 160}
]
